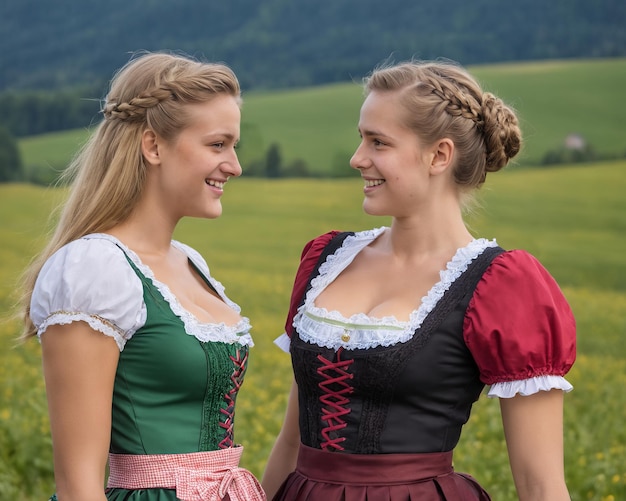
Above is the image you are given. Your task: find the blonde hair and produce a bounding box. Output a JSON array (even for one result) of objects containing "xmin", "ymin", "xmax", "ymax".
[
  {"xmin": 364, "ymin": 61, "xmax": 521, "ymax": 189},
  {"xmin": 20, "ymin": 51, "xmax": 241, "ymax": 339}
]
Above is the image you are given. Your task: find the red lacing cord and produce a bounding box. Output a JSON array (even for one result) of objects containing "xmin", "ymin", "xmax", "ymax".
[
  {"xmin": 218, "ymin": 349, "xmax": 248, "ymax": 449},
  {"xmin": 317, "ymin": 348, "xmax": 354, "ymax": 451}
]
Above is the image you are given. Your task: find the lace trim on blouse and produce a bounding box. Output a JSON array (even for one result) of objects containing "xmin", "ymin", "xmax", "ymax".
[
  {"xmin": 488, "ymin": 375, "xmax": 573, "ymax": 398},
  {"xmin": 40, "ymin": 311, "xmax": 129, "ymax": 351},
  {"xmin": 293, "ymin": 228, "xmax": 498, "ymax": 350},
  {"xmin": 85, "ymin": 234, "xmax": 254, "ymax": 347}
]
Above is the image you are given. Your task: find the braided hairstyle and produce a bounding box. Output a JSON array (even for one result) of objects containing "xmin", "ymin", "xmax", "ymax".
[
  {"xmin": 364, "ymin": 61, "xmax": 521, "ymax": 189},
  {"xmin": 20, "ymin": 52, "xmax": 241, "ymax": 338}
]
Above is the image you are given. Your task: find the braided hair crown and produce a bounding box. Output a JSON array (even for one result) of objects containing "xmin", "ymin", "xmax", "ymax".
[
  {"xmin": 102, "ymin": 87, "xmax": 173, "ymax": 122},
  {"xmin": 365, "ymin": 61, "xmax": 521, "ymax": 187},
  {"xmin": 101, "ymin": 52, "xmax": 240, "ymax": 132}
]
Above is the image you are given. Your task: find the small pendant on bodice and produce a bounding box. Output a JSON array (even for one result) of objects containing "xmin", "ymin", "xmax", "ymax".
[{"xmin": 341, "ymin": 329, "xmax": 351, "ymax": 342}]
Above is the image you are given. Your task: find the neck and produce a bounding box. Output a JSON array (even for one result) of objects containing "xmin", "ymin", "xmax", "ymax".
[
  {"xmin": 384, "ymin": 203, "xmax": 474, "ymax": 261},
  {"xmin": 107, "ymin": 199, "xmax": 178, "ymax": 257},
  {"xmin": 387, "ymin": 220, "xmax": 471, "ymax": 258}
]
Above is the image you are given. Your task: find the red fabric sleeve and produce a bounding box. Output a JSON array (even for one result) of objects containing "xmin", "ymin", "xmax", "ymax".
[
  {"xmin": 284, "ymin": 231, "xmax": 341, "ymax": 337},
  {"xmin": 463, "ymin": 250, "xmax": 576, "ymax": 385}
]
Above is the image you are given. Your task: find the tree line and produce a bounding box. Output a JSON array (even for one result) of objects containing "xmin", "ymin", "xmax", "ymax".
[{"xmin": 0, "ymin": 88, "xmax": 102, "ymax": 138}]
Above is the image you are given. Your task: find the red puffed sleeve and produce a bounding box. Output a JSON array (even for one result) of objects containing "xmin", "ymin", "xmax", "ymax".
[
  {"xmin": 284, "ymin": 231, "xmax": 341, "ymax": 337},
  {"xmin": 463, "ymin": 250, "xmax": 576, "ymax": 390}
]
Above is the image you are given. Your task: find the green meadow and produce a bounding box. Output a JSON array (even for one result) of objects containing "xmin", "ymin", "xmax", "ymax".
[
  {"xmin": 1, "ymin": 160, "xmax": 625, "ymax": 500},
  {"xmin": 2, "ymin": 58, "xmax": 626, "ymax": 500}
]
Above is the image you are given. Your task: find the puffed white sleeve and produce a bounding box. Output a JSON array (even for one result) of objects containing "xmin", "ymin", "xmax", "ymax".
[{"xmin": 30, "ymin": 237, "xmax": 146, "ymax": 351}]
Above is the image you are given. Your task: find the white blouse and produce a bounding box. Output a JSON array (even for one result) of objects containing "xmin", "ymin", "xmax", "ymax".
[{"xmin": 30, "ymin": 234, "xmax": 253, "ymax": 351}]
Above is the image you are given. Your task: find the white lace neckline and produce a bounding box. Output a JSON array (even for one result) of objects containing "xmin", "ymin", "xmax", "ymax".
[
  {"xmin": 84, "ymin": 233, "xmax": 253, "ymax": 347},
  {"xmin": 295, "ymin": 227, "xmax": 497, "ymax": 350}
]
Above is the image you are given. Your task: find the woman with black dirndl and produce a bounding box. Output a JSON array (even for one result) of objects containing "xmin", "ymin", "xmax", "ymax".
[{"xmin": 262, "ymin": 60, "xmax": 576, "ymax": 501}]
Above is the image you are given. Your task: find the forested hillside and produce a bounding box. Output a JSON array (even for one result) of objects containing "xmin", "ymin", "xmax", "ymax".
[{"xmin": 1, "ymin": 0, "xmax": 625, "ymax": 92}]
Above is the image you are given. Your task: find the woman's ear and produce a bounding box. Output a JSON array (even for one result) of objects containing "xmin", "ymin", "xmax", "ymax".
[
  {"xmin": 429, "ymin": 138, "xmax": 454, "ymax": 176},
  {"xmin": 141, "ymin": 129, "xmax": 161, "ymax": 166}
]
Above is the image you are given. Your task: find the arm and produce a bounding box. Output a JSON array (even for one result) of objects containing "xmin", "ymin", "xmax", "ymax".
[
  {"xmin": 41, "ymin": 322, "xmax": 120, "ymax": 501},
  {"xmin": 262, "ymin": 379, "xmax": 301, "ymax": 499},
  {"xmin": 500, "ymin": 389, "xmax": 571, "ymax": 501}
]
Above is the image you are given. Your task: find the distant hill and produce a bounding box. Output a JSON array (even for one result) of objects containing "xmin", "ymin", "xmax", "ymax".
[
  {"xmin": 1, "ymin": 0, "xmax": 625, "ymax": 92},
  {"xmin": 18, "ymin": 58, "xmax": 626, "ymax": 183}
]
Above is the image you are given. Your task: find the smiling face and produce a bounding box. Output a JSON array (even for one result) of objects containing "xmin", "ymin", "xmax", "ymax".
[
  {"xmin": 350, "ymin": 90, "xmax": 437, "ymax": 219},
  {"xmin": 145, "ymin": 94, "xmax": 242, "ymax": 222}
]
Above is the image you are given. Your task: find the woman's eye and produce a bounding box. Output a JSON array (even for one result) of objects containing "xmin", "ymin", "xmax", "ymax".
[
  {"xmin": 212, "ymin": 142, "xmax": 224, "ymax": 149},
  {"xmin": 373, "ymin": 139, "xmax": 385, "ymax": 147}
]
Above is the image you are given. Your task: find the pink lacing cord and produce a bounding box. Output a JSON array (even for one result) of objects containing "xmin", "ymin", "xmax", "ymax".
[
  {"xmin": 218, "ymin": 349, "xmax": 248, "ymax": 449},
  {"xmin": 317, "ymin": 348, "xmax": 354, "ymax": 451}
]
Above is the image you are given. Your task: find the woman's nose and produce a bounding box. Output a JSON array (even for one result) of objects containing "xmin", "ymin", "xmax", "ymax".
[
  {"xmin": 225, "ymin": 150, "xmax": 243, "ymax": 177},
  {"xmin": 350, "ymin": 143, "xmax": 368, "ymax": 170}
]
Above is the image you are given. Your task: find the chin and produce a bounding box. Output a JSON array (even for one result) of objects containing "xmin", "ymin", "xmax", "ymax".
[
  {"xmin": 362, "ymin": 201, "xmax": 388, "ymax": 217},
  {"xmin": 196, "ymin": 204, "xmax": 223, "ymax": 219}
]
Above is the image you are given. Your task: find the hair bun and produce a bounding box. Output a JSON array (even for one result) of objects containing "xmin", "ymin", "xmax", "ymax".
[{"xmin": 481, "ymin": 92, "xmax": 522, "ymax": 172}]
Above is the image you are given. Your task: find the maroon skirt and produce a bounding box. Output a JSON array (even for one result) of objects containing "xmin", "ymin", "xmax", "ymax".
[{"xmin": 273, "ymin": 444, "xmax": 491, "ymax": 501}]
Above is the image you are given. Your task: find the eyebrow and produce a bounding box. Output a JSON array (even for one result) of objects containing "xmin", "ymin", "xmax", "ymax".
[
  {"xmin": 359, "ymin": 128, "xmax": 390, "ymax": 139},
  {"xmin": 203, "ymin": 132, "xmax": 239, "ymax": 141}
]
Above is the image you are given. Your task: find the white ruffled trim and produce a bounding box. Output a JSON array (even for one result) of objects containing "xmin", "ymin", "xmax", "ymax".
[
  {"xmin": 38, "ymin": 311, "xmax": 128, "ymax": 351},
  {"xmin": 85, "ymin": 234, "xmax": 254, "ymax": 347},
  {"xmin": 296, "ymin": 311, "xmax": 407, "ymax": 351},
  {"xmin": 294, "ymin": 228, "xmax": 498, "ymax": 350},
  {"xmin": 487, "ymin": 375, "xmax": 574, "ymax": 398},
  {"xmin": 274, "ymin": 333, "xmax": 291, "ymax": 353}
]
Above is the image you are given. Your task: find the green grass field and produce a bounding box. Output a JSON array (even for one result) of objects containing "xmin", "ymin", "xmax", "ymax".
[
  {"xmin": 1, "ymin": 158, "xmax": 625, "ymax": 500},
  {"xmin": 18, "ymin": 58, "xmax": 626, "ymax": 180}
]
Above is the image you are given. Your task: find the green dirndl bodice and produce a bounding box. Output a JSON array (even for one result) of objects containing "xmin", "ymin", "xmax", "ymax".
[{"xmin": 50, "ymin": 252, "xmax": 251, "ymax": 501}]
